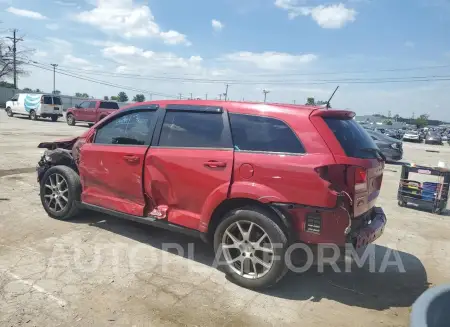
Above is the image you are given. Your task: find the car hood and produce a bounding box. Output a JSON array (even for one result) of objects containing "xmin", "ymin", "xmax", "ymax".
[{"xmin": 37, "ymin": 136, "xmax": 79, "ymax": 150}]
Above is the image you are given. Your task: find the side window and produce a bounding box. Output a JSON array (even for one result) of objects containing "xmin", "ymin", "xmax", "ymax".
[
  {"xmin": 94, "ymin": 111, "xmax": 155, "ymax": 145},
  {"xmin": 43, "ymin": 96, "xmax": 53, "ymax": 104},
  {"xmin": 88, "ymin": 101, "xmax": 97, "ymax": 109},
  {"xmin": 78, "ymin": 102, "xmax": 89, "ymax": 109},
  {"xmin": 229, "ymin": 114, "xmax": 305, "ymax": 154},
  {"xmin": 53, "ymin": 97, "xmax": 62, "ymax": 105},
  {"xmin": 158, "ymin": 111, "xmax": 231, "ymax": 148},
  {"xmin": 99, "ymin": 101, "xmax": 119, "ymax": 109},
  {"xmin": 10, "ymin": 95, "xmax": 18, "ymax": 101}
]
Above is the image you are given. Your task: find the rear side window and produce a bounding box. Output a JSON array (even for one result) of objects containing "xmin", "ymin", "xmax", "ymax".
[
  {"xmin": 43, "ymin": 96, "xmax": 52, "ymax": 104},
  {"xmin": 53, "ymin": 97, "xmax": 62, "ymax": 105},
  {"xmin": 229, "ymin": 114, "xmax": 305, "ymax": 154},
  {"xmin": 99, "ymin": 101, "xmax": 119, "ymax": 109},
  {"xmin": 159, "ymin": 111, "xmax": 231, "ymax": 148},
  {"xmin": 324, "ymin": 118, "xmax": 378, "ymax": 159},
  {"xmin": 95, "ymin": 111, "xmax": 155, "ymax": 145}
]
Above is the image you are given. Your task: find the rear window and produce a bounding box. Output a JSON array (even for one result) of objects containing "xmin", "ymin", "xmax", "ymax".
[
  {"xmin": 229, "ymin": 113, "xmax": 305, "ymax": 154},
  {"xmin": 53, "ymin": 97, "xmax": 62, "ymax": 105},
  {"xmin": 324, "ymin": 118, "xmax": 379, "ymax": 159},
  {"xmin": 43, "ymin": 96, "xmax": 52, "ymax": 104},
  {"xmin": 99, "ymin": 101, "xmax": 119, "ymax": 109}
]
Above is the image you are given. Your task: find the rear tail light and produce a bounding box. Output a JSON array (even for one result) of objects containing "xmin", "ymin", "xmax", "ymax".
[
  {"xmin": 40, "ymin": 96, "xmax": 44, "ymax": 104},
  {"xmin": 355, "ymin": 167, "xmax": 367, "ymax": 185}
]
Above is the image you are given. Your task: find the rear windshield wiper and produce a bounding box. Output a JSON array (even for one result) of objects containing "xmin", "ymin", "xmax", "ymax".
[{"xmin": 359, "ymin": 148, "xmax": 386, "ymax": 162}]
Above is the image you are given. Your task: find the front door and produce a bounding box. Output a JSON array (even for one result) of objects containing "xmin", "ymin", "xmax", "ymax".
[
  {"xmin": 84, "ymin": 101, "xmax": 98, "ymax": 122},
  {"xmin": 79, "ymin": 109, "xmax": 158, "ymax": 216},
  {"xmin": 145, "ymin": 105, "xmax": 233, "ymax": 230},
  {"xmin": 74, "ymin": 101, "xmax": 89, "ymax": 121}
]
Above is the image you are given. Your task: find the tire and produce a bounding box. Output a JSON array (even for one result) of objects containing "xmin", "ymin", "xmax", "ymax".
[
  {"xmin": 30, "ymin": 110, "xmax": 37, "ymax": 120},
  {"xmin": 66, "ymin": 114, "xmax": 75, "ymax": 126},
  {"xmin": 88, "ymin": 123, "xmax": 94, "ymax": 127},
  {"xmin": 6, "ymin": 107, "xmax": 13, "ymax": 117},
  {"xmin": 51, "ymin": 115, "xmax": 58, "ymax": 122},
  {"xmin": 398, "ymin": 200, "xmax": 407, "ymax": 207},
  {"xmin": 40, "ymin": 166, "xmax": 81, "ymax": 220},
  {"xmin": 213, "ymin": 206, "xmax": 289, "ymax": 289}
]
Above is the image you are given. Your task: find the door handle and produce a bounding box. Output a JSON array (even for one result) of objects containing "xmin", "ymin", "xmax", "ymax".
[
  {"xmin": 123, "ymin": 155, "xmax": 140, "ymax": 163},
  {"xmin": 204, "ymin": 160, "xmax": 227, "ymax": 168}
]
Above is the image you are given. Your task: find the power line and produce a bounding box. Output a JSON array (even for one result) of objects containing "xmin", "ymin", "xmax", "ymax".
[
  {"xmin": 26, "ymin": 62, "xmax": 182, "ymax": 99},
  {"xmin": 29, "ymin": 60, "xmax": 450, "ymax": 85}
]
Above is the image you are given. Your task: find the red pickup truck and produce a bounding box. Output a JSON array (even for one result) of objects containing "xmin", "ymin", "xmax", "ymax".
[{"xmin": 66, "ymin": 100, "xmax": 120, "ymax": 126}]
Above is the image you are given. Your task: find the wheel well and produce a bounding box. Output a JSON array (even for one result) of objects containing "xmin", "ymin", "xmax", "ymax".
[{"xmin": 207, "ymin": 198, "xmax": 293, "ymax": 243}]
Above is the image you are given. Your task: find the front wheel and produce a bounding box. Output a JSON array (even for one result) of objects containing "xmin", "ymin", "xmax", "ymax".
[
  {"xmin": 6, "ymin": 107, "xmax": 13, "ymax": 117},
  {"xmin": 40, "ymin": 166, "xmax": 81, "ymax": 220},
  {"xmin": 66, "ymin": 114, "xmax": 75, "ymax": 126},
  {"xmin": 30, "ymin": 110, "xmax": 37, "ymax": 120},
  {"xmin": 213, "ymin": 206, "xmax": 289, "ymax": 289},
  {"xmin": 51, "ymin": 115, "xmax": 58, "ymax": 122}
]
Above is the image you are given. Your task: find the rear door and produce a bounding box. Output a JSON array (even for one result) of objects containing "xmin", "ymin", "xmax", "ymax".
[
  {"xmin": 145, "ymin": 104, "xmax": 233, "ymax": 230},
  {"xmin": 84, "ymin": 101, "xmax": 98, "ymax": 122},
  {"xmin": 79, "ymin": 107, "xmax": 159, "ymax": 216},
  {"xmin": 41, "ymin": 95, "xmax": 53, "ymax": 113},
  {"xmin": 52, "ymin": 96, "xmax": 63, "ymax": 113}
]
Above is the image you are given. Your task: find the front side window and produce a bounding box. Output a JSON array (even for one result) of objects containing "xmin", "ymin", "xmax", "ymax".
[
  {"xmin": 78, "ymin": 102, "xmax": 89, "ymax": 109},
  {"xmin": 229, "ymin": 114, "xmax": 305, "ymax": 154},
  {"xmin": 88, "ymin": 101, "xmax": 97, "ymax": 109},
  {"xmin": 10, "ymin": 96, "xmax": 18, "ymax": 101},
  {"xmin": 158, "ymin": 111, "xmax": 231, "ymax": 148},
  {"xmin": 94, "ymin": 111, "xmax": 155, "ymax": 145}
]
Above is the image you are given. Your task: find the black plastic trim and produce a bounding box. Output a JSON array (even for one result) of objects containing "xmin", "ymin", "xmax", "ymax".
[{"xmin": 166, "ymin": 104, "xmax": 223, "ymax": 113}]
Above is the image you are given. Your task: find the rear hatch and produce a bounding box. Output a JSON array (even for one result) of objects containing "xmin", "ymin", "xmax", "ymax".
[{"xmin": 310, "ymin": 110, "xmax": 384, "ymax": 217}]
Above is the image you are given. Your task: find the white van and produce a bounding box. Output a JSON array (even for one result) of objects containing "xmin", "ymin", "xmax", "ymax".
[{"xmin": 5, "ymin": 93, "xmax": 63, "ymax": 122}]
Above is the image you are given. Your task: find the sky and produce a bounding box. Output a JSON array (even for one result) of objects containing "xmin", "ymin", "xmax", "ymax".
[{"xmin": 0, "ymin": 0, "xmax": 449, "ymax": 119}]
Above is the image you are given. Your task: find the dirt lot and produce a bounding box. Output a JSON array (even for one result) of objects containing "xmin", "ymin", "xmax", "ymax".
[{"xmin": 1, "ymin": 110, "xmax": 450, "ymax": 327}]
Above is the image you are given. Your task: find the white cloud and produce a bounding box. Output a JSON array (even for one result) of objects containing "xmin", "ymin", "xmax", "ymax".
[
  {"xmin": 102, "ymin": 45, "xmax": 203, "ymax": 70},
  {"xmin": 46, "ymin": 23, "xmax": 59, "ymax": 30},
  {"xmin": 405, "ymin": 41, "xmax": 415, "ymax": 48},
  {"xmin": 74, "ymin": 0, "xmax": 190, "ymax": 45},
  {"xmin": 274, "ymin": 1, "xmax": 356, "ymax": 28},
  {"xmin": 46, "ymin": 37, "xmax": 73, "ymax": 50},
  {"xmin": 223, "ymin": 51, "xmax": 317, "ymax": 70},
  {"xmin": 63, "ymin": 54, "xmax": 90, "ymax": 66},
  {"xmin": 309, "ymin": 4, "xmax": 357, "ymax": 29},
  {"xmin": 35, "ymin": 50, "xmax": 48, "ymax": 57},
  {"xmin": 212, "ymin": 19, "xmax": 224, "ymax": 32},
  {"xmin": 54, "ymin": 0, "xmax": 77, "ymax": 5},
  {"xmin": 6, "ymin": 7, "xmax": 47, "ymax": 20}
]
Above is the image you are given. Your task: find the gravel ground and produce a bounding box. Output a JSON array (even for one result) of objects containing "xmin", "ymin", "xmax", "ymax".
[{"xmin": 1, "ymin": 110, "xmax": 450, "ymax": 327}]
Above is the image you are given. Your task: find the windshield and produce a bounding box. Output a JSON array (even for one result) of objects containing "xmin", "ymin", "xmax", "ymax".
[{"xmin": 324, "ymin": 118, "xmax": 379, "ymax": 159}]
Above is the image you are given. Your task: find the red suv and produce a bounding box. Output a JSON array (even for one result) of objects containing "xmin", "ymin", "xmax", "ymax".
[
  {"xmin": 37, "ymin": 100, "xmax": 387, "ymax": 289},
  {"xmin": 66, "ymin": 100, "xmax": 119, "ymax": 126}
]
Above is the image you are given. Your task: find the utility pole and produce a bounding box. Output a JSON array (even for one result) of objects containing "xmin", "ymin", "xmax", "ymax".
[
  {"xmin": 219, "ymin": 94, "xmax": 222, "ymax": 100},
  {"xmin": 149, "ymin": 94, "xmax": 152, "ymax": 101},
  {"xmin": 263, "ymin": 89, "xmax": 270, "ymax": 103},
  {"xmin": 293, "ymin": 100, "xmax": 296, "ymax": 104},
  {"xmin": 51, "ymin": 64, "xmax": 58, "ymax": 94},
  {"xmin": 178, "ymin": 93, "xmax": 182, "ymax": 99},
  {"xmin": 205, "ymin": 93, "xmax": 208, "ymax": 100},
  {"xmin": 190, "ymin": 93, "xmax": 193, "ymax": 100},
  {"xmin": 6, "ymin": 29, "xmax": 23, "ymax": 89},
  {"xmin": 224, "ymin": 84, "xmax": 229, "ymax": 101}
]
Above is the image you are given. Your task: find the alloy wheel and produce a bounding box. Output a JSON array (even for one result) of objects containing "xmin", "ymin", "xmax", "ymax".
[
  {"xmin": 221, "ymin": 220, "xmax": 274, "ymax": 279},
  {"xmin": 43, "ymin": 173, "xmax": 69, "ymax": 213}
]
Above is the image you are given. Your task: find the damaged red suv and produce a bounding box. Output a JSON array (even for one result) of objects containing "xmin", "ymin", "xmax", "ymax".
[{"xmin": 37, "ymin": 100, "xmax": 387, "ymax": 289}]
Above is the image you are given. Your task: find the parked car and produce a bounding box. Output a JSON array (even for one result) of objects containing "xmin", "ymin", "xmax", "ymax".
[
  {"xmin": 403, "ymin": 131, "xmax": 422, "ymax": 143},
  {"xmin": 36, "ymin": 100, "xmax": 387, "ymax": 289},
  {"xmin": 366, "ymin": 130, "xmax": 403, "ymax": 161},
  {"xmin": 66, "ymin": 100, "xmax": 119, "ymax": 126},
  {"xmin": 384, "ymin": 129, "xmax": 402, "ymax": 140},
  {"xmin": 5, "ymin": 93, "xmax": 63, "ymax": 121},
  {"xmin": 425, "ymin": 132, "xmax": 443, "ymax": 145}
]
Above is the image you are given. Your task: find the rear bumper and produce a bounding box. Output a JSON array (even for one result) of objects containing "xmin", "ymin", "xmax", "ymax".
[{"xmin": 349, "ymin": 207, "xmax": 387, "ymax": 248}]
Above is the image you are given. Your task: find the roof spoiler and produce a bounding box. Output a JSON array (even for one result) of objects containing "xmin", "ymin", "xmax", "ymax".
[{"xmin": 310, "ymin": 109, "xmax": 355, "ymax": 119}]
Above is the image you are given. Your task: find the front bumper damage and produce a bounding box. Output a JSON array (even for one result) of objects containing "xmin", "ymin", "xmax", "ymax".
[{"xmin": 36, "ymin": 149, "xmax": 77, "ymax": 183}]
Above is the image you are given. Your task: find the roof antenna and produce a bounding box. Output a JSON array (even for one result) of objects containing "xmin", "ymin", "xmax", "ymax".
[{"xmin": 326, "ymin": 85, "xmax": 339, "ymax": 109}]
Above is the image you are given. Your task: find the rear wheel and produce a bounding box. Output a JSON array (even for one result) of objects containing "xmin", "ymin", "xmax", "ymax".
[
  {"xmin": 398, "ymin": 200, "xmax": 407, "ymax": 207},
  {"xmin": 51, "ymin": 115, "xmax": 58, "ymax": 122},
  {"xmin": 30, "ymin": 110, "xmax": 37, "ymax": 120},
  {"xmin": 6, "ymin": 107, "xmax": 13, "ymax": 117},
  {"xmin": 66, "ymin": 114, "xmax": 75, "ymax": 126},
  {"xmin": 213, "ymin": 206, "xmax": 289, "ymax": 289},
  {"xmin": 40, "ymin": 166, "xmax": 81, "ymax": 220}
]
